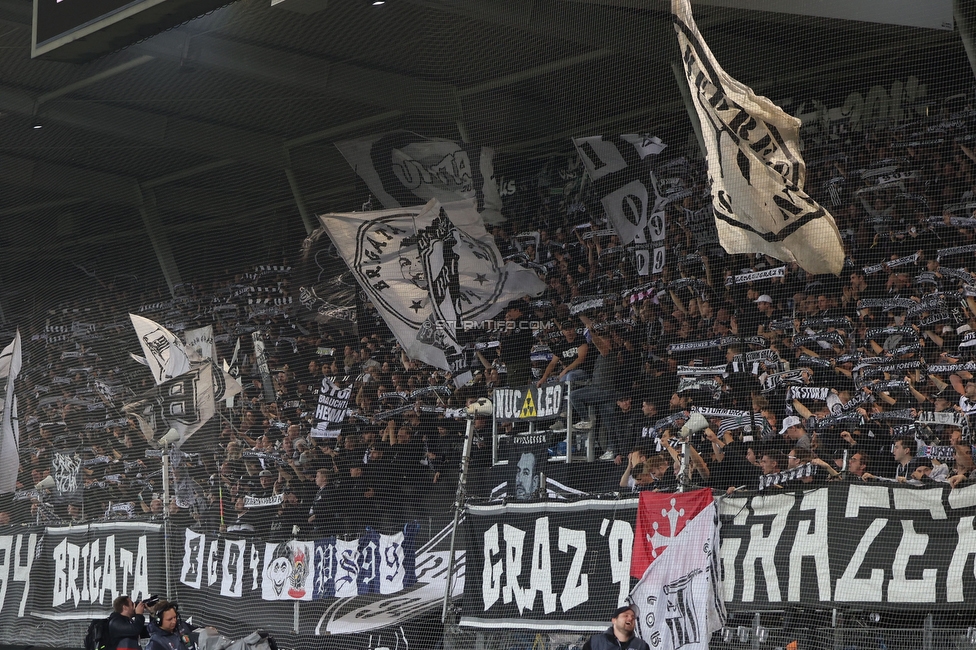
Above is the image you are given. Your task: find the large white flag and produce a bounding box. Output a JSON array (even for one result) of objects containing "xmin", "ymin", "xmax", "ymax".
[
  {"xmin": 319, "ymin": 199, "xmax": 546, "ymax": 385},
  {"xmin": 0, "ymin": 331, "xmax": 21, "ymax": 493},
  {"xmin": 672, "ymin": 0, "xmax": 844, "ymax": 275},
  {"xmin": 335, "ymin": 131, "xmax": 506, "ymax": 225},
  {"xmin": 130, "ymin": 314, "xmax": 191, "ymax": 384},
  {"xmin": 122, "ymin": 362, "xmax": 240, "ymax": 447},
  {"xmin": 629, "ymin": 490, "xmax": 726, "ymax": 650}
]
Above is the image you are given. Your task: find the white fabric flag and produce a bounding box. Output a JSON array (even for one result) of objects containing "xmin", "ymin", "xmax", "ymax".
[
  {"xmin": 129, "ymin": 314, "xmax": 191, "ymax": 384},
  {"xmin": 0, "ymin": 331, "xmax": 21, "ymax": 494},
  {"xmin": 672, "ymin": 0, "xmax": 844, "ymax": 275},
  {"xmin": 319, "ymin": 199, "xmax": 546, "ymax": 385},
  {"xmin": 336, "ymin": 131, "xmax": 506, "ymax": 225},
  {"xmin": 630, "ymin": 501, "xmax": 726, "ymax": 650},
  {"xmin": 184, "ymin": 325, "xmax": 215, "ymax": 362},
  {"xmin": 123, "ymin": 362, "xmax": 240, "ymax": 447},
  {"xmin": 379, "ymin": 531, "xmax": 407, "ymax": 594},
  {"xmin": 333, "ymin": 539, "xmax": 360, "ymax": 598}
]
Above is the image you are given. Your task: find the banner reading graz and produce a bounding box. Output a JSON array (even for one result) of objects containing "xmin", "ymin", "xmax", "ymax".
[
  {"xmin": 460, "ymin": 498, "xmax": 639, "ymax": 631},
  {"xmin": 492, "ymin": 383, "xmax": 565, "ymax": 422}
]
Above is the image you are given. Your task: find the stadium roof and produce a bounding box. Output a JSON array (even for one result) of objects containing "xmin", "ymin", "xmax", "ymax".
[{"xmin": 0, "ymin": 0, "xmax": 968, "ymax": 318}]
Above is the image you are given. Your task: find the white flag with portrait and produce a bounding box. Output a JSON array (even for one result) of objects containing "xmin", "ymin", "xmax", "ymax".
[
  {"xmin": 672, "ymin": 0, "xmax": 844, "ymax": 275},
  {"xmin": 319, "ymin": 199, "xmax": 546, "ymax": 385}
]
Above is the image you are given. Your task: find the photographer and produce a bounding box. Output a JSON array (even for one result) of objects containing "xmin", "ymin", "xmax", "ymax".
[{"xmin": 107, "ymin": 595, "xmax": 148, "ymax": 650}]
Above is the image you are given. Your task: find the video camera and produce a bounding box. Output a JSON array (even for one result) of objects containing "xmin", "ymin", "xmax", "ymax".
[{"xmin": 137, "ymin": 595, "xmax": 161, "ymax": 608}]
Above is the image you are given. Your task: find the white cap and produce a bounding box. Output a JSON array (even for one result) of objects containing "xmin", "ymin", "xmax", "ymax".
[
  {"xmin": 754, "ymin": 295, "xmax": 773, "ymax": 304},
  {"xmin": 779, "ymin": 415, "xmax": 802, "ymax": 435}
]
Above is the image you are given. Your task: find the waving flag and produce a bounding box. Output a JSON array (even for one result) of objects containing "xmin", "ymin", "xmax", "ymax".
[
  {"xmin": 0, "ymin": 331, "xmax": 21, "ymax": 493},
  {"xmin": 629, "ymin": 489, "xmax": 726, "ymax": 650},
  {"xmin": 130, "ymin": 314, "xmax": 191, "ymax": 384},
  {"xmin": 673, "ymin": 0, "xmax": 844, "ymax": 275},
  {"xmin": 319, "ymin": 199, "xmax": 545, "ymax": 385}
]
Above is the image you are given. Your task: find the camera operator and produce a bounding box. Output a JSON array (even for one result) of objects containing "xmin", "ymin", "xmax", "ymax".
[{"xmin": 107, "ymin": 595, "xmax": 147, "ymax": 650}]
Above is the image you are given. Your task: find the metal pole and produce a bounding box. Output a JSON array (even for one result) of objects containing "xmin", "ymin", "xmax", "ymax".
[
  {"xmin": 162, "ymin": 444, "xmax": 172, "ymax": 598},
  {"xmin": 442, "ymin": 417, "xmax": 475, "ymax": 623},
  {"xmin": 671, "ymin": 60, "xmax": 707, "ymax": 159},
  {"xmin": 678, "ymin": 440, "xmax": 691, "ymax": 493}
]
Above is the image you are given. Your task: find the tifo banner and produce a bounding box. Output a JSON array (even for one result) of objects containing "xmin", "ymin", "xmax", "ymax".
[
  {"xmin": 174, "ymin": 522, "xmax": 462, "ymax": 641},
  {"xmin": 319, "ymin": 199, "xmax": 545, "ymax": 386},
  {"xmin": 335, "ymin": 131, "xmax": 506, "ymax": 225},
  {"xmin": 297, "ymin": 226, "xmax": 360, "ymax": 327},
  {"xmin": 492, "ymin": 383, "xmax": 565, "ymax": 422},
  {"xmin": 0, "ymin": 519, "xmax": 462, "ymax": 649},
  {"xmin": 460, "ymin": 498, "xmax": 639, "ymax": 631},
  {"xmin": 672, "ymin": 0, "xmax": 844, "ymax": 275},
  {"xmin": 310, "ymin": 377, "xmax": 351, "ymax": 438}
]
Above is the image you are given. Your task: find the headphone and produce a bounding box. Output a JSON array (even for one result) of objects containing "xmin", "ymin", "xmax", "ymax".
[{"xmin": 154, "ymin": 603, "xmax": 178, "ymax": 629}]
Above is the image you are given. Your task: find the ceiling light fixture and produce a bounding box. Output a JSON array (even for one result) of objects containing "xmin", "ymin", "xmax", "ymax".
[
  {"xmin": 372, "ymin": 1, "xmax": 385, "ymax": 5},
  {"xmin": 32, "ymin": 123, "xmax": 42, "ymax": 129}
]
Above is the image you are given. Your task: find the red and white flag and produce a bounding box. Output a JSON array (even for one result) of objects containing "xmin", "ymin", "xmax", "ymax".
[{"xmin": 629, "ymin": 489, "xmax": 726, "ymax": 650}]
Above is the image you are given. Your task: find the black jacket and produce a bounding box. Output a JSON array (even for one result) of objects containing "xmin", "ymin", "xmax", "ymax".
[
  {"xmin": 107, "ymin": 612, "xmax": 146, "ymax": 650},
  {"xmin": 582, "ymin": 627, "xmax": 651, "ymax": 650}
]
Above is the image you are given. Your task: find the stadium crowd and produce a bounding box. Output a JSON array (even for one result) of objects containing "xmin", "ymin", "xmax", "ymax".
[{"xmin": 3, "ymin": 102, "xmax": 976, "ymax": 537}]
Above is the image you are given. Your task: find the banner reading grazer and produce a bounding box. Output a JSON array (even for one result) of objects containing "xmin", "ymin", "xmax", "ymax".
[
  {"xmin": 719, "ymin": 483, "xmax": 976, "ymax": 608},
  {"xmin": 672, "ymin": 0, "xmax": 844, "ymax": 275}
]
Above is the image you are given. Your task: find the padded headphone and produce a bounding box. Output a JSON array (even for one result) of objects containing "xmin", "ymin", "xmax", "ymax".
[{"xmin": 154, "ymin": 603, "xmax": 177, "ymax": 629}]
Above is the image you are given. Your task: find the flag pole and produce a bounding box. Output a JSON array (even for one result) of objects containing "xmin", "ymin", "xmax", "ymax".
[{"xmin": 442, "ymin": 415, "xmax": 475, "ymax": 623}]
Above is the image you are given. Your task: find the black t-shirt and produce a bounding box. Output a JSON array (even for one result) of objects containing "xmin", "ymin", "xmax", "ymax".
[{"xmin": 550, "ymin": 332, "xmax": 594, "ymax": 375}]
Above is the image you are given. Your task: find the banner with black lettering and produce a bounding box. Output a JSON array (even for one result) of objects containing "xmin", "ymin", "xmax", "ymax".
[
  {"xmin": 672, "ymin": 0, "xmax": 844, "ymax": 275},
  {"xmin": 311, "ymin": 377, "xmax": 351, "ymax": 438},
  {"xmin": 460, "ymin": 498, "xmax": 639, "ymax": 630},
  {"xmin": 492, "ymin": 384, "xmax": 566, "ymax": 422},
  {"xmin": 335, "ymin": 131, "xmax": 505, "ymax": 225}
]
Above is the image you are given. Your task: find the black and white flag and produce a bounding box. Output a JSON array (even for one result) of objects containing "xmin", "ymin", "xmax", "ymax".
[
  {"xmin": 319, "ymin": 199, "xmax": 546, "ymax": 386},
  {"xmin": 672, "ymin": 0, "xmax": 844, "ymax": 275},
  {"xmin": 311, "ymin": 377, "xmax": 351, "ymax": 438},
  {"xmin": 123, "ymin": 362, "xmax": 240, "ymax": 447},
  {"xmin": 572, "ymin": 134, "xmax": 668, "ymax": 276},
  {"xmin": 0, "ymin": 331, "xmax": 21, "ymax": 494},
  {"xmin": 335, "ymin": 131, "xmax": 505, "ymax": 225}
]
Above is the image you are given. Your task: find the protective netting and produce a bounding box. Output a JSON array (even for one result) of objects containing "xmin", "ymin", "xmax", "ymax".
[{"xmin": 1, "ymin": 0, "xmax": 976, "ymax": 649}]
